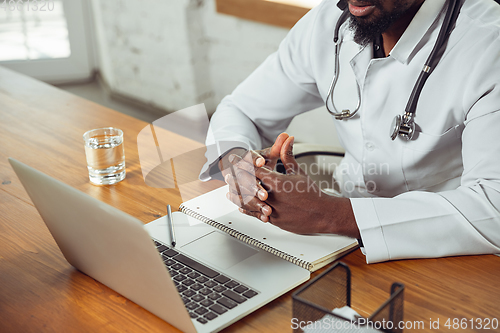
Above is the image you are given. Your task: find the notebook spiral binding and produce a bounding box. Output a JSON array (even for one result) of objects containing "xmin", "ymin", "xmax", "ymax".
[{"xmin": 179, "ymin": 205, "xmax": 313, "ymax": 271}]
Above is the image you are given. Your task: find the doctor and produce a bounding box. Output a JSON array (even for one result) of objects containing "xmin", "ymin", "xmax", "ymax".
[{"xmin": 200, "ymin": 0, "xmax": 500, "ymax": 263}]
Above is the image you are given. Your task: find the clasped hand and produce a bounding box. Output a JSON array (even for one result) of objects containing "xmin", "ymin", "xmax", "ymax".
[{"xmin": 221, "ymin": 133, "xmax": 359, "ymax": 237}]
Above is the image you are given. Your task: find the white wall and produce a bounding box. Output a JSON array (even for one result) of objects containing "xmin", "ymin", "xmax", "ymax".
[
  {"xmin": 90, "ymin": 0, "xmax": 341, "ymax": 147},
  {"xmin": 90, "ymin": 0, "xmax": 288, "ymax": 114}
]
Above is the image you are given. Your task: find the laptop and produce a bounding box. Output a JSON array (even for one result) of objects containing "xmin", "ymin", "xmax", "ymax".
[{"xmin": 9, "ymin": 158, "xmax": 309, "ymax": 333}]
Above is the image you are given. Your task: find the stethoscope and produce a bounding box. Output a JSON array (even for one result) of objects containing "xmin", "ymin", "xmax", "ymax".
[{"xmin": 326, "ymin": 0, "xmax": 462, "ymax": 141}]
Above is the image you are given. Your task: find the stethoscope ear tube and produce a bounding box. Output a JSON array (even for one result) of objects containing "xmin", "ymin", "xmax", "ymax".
[
  {"xmin": 327, "ymin": 0, "xmax": 463, "ymax": 141},
  {"xmin": 336, "ymin": 0, "xmax": 348, "ymax": 11},
  {"xmin": 392, "ymin": 0, "xmax": 462, "ymax": 140},
  {"xmin": 326, "ymin": 9, "xmax": 357, "ymax": 119}
]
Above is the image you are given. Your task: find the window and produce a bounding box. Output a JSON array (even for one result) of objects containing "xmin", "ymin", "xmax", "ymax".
[{"xmin": 0, "ymin": 0, "xmax": 93, "ymax": 83}]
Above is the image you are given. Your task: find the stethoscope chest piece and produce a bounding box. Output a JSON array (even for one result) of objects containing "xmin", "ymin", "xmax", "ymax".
[
  {"xmin": 390, "ymin": 113, "xmax": 415, "ymax": 141},
  {"xmin": 331, "ymin": 0, "xmax": 461, "ymax": 143}
]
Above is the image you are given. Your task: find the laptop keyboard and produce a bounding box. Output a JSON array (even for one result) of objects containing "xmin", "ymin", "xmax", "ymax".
[{"xmin": 153, "ymin": 240, "xmax": 259, "ymax": 325}]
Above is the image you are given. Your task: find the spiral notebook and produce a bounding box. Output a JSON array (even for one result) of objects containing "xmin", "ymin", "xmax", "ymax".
[{"xmin": 178, "ymin": 185, "xmax": 358, "ymax": 272}]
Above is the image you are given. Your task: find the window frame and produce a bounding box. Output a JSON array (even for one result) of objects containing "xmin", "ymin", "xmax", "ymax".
[{"xmin": 215, "ymin": 0, "xmax": 316, "ymax": 29}]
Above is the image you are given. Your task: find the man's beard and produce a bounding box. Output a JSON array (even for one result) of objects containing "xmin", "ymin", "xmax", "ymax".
[{"xmin": 347, "ymin": 3, "xmax": 411, "ymax": 47}]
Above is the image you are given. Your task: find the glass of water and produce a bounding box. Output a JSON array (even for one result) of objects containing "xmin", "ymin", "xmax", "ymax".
[{"xmin": 83, "ymin": 127, "xmax": 126, "ymax": 185}]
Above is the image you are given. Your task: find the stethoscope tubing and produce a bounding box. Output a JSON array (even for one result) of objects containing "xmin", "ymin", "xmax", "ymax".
[
  {"xmin": 326, "ymin": 9, "xmax": 357, "ymax": 119},
  {"xmin": 326, "ymin": 0, "xmax": 462, "ymax": 135}
]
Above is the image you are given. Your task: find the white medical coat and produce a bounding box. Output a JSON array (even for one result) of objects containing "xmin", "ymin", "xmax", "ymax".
[{"xmin": 201, "ymin": 0, "xmax": 500, "ymax": 263}]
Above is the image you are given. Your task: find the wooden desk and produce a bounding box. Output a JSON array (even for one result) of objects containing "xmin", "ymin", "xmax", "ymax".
[{"xmin": 1, "ymin": 66, "xmax": 499, "ymax": 332}]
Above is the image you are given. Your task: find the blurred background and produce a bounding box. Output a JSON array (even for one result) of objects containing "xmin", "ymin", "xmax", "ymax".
[{"xmin": 0, "ymin": 0, "xmax": 340, "ymax": 147}]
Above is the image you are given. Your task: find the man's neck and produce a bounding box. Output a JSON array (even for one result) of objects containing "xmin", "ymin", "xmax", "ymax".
[{"xmin": 381, "ymin": 0, "xmax": 426, "ymax": 57}]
